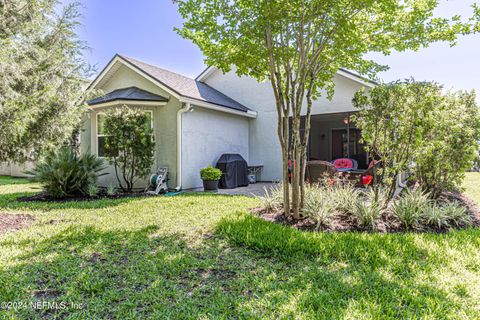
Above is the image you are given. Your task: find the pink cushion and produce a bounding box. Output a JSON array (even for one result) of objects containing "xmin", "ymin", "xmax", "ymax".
[{"xmin": 332, "ymin": 158, "xmax": 354, "ymax": 169}]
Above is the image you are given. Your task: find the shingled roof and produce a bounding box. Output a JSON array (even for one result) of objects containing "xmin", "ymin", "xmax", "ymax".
[
  {"xmin": 88, "ymin": 86, "xmax": 169, "ymax": 106},
  {"xmin": 119, "ymin": 55, "xmax": 250, "ymax": 113}
]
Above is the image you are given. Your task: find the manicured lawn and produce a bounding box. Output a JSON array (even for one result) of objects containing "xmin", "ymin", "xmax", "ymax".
[
  {"xmin": 0, "ymin": 175, "xmax": 34, "ymax": 185},
  {"xmin": 0, "ymin": 173, "xmax": 479, "ymax": 319},
  {"xmin": 464, "ymin": 172, "xmax": 480, "ymax": 205}
]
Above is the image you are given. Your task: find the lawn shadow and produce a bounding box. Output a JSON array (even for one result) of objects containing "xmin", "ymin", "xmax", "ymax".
[
  {"xmin": 214, "ymin": 213, "xmax": 473, "ymax": 318},
  {"xmin": 0, "ymin": 176, "xmax": 32, "ymax": 186},
  {"xmin": 0, "ymin": 192, "xmax": 157, "ymax": 211},
  {"xmin": 0, "ymin": 216, "xmax": 471, "ymax": 319}
]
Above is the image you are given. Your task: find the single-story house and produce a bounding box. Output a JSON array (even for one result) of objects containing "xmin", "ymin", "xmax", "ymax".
[{"xmin": 81, "ymin": 54, "xmax": 375, "ymax": 190}]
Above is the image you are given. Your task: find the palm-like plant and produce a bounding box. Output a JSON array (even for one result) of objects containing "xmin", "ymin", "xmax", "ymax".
[{"xmin": 29, "ymin": 147, "xmax": 106, "ymax": 198}]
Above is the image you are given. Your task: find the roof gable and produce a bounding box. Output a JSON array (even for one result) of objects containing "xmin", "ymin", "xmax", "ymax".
[
  {"xmin": 88, "ymin": 54, "xmax": 252, "ymax": 114},
  {"xmin": 120, "ymin": 56, "xmax": 251, "ymax": 113}
]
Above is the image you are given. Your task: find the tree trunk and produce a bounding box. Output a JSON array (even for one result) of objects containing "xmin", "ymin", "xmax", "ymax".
[{"xmin": 281, "ymin": 116, "xmax": 290, "ymax": 215}]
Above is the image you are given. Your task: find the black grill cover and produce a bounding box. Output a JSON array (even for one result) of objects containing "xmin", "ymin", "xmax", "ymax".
[{"xmin": 216, "ymin": 154, "xmax": 249, "ymax": 189}]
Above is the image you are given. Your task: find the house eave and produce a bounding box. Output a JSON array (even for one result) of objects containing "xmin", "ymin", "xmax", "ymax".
[
  {"xmin": 88, "ymin": 100, "xmax": 168, "ymax": 109},
  {"xmin": 195, "ymin": 66, "xmax": 216, "ymax": 82},
  {"xmin": 89, "ymin": 55, "xmax": 253, "ymax": 117},
  {"xmin": 196, "ymin": 66, "xmax": 377, "ymax": 89},
  {"xmin": 179, "ymin": 97, "xmax": 257, "ymax": 118},
  {"xmin": 337, "ymin": 69, "xmax": 377, "ymax": 88}
]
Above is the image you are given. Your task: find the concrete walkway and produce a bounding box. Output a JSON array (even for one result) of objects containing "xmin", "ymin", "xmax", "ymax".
[
  {"xmin": 190, "ymin": 182, "xmax": 277, "ymax": 197},
  {"xmin": 217, "ymin": 182, "xmax": 277, "ymax": 197}
]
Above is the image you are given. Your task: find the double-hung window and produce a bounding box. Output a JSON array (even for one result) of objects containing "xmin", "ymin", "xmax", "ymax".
[{"xmin": 96, "ymin": 110, "xmax": 153, "ymax": 157}]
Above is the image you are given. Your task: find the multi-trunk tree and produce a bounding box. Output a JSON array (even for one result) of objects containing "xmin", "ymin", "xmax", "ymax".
[
  {"xmin": 0, "ymin": 0, "xmax": 91, "ymax": 163},
  {"xmin": 174, "ymin": 0, "xmax": 477, "ymax": 218}
]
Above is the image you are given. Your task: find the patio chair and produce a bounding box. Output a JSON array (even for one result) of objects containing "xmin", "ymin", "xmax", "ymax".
[{"xmin": 306, "ymin": 160, "xmax": 337, "ymax": 184}]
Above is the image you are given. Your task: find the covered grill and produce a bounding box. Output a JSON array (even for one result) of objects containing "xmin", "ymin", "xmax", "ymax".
[{"xmin": 216, "ymin": 154, "xmax": 249, "ymax": 189}]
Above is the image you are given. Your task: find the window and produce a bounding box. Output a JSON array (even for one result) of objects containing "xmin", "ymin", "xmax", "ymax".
[{"xmin": 97, "ymin": 110, "xmax": 153, "ymax": 157}]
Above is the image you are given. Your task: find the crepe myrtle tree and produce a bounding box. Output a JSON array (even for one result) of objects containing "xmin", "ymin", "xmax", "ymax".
[
  {"xmin": 0, "ymin": 0, "xmax": 93, "ymax": 163},
  {"xmin": 103, "ymin": 107, "xmax": 155, "ymax": 192},
  {"xmin": 173, "ymin": 0, "xmax": 477, "ymax": 218}
]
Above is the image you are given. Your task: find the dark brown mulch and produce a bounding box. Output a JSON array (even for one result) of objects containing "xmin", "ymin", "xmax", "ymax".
[
  {"xmin": 17, "ymin": 190, "xmax": 153, "ymax": 203},
  {"xmin": 0, "ymin": 213, "xmax": 35, "ymax": 234},
  {"xmin": 253, "ymin": 209, "xmax": 317, "ymax": 231},
  {"xmin": 254, "ymin": 191, "xmax": 480, "ymax": 233},
  {"xmin": 256, "ymin": 210, "xmax": 364, "ymax": 232}
]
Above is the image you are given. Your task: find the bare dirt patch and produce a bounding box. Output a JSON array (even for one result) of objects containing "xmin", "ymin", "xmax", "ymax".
[{"xmin": 0, "ymin": 213, "xmax": 35, "ymax": 234}]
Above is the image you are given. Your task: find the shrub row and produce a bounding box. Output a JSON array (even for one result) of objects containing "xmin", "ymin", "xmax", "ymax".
[{"xmin": 259, "ymin": 183, "xmax": 472, "ymax": 232}]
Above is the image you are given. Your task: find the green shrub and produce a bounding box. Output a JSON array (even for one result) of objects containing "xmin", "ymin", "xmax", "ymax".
[
  {"xmin": 330, "ymin": 182, "xmax": 360, "ymax": 214},
  {"xmin": 421, "ymin": 205, "xmax": 450, "ymax": 229},
  {"xmin": 420, "ymin": 202, "xmax": 472, "ymax": 230},
  {"xmin": 200, "ymin": 166, "xmax": 222, "ymax": 181},
  {"xmin": 259, "ymin": 184, "xmax": 283, "ymax": 211},
  {"xmin": 106, "ymin": 184, "xmax": 117, "ymax": 196},
  {"xmin": 302, "ymin": 185, "xmax": 335, "ymax": 230},
  {"xmin": 354, "ymin": 188, "xmax": 383, "ymax": 230},
  {"xmin": 442, "ymin": 202, "xmax": 472, "ymax": 228},
  {"xmin": 392, "ymin": 189, "xmax": 430, "ymax": 230},
  {"xmin": 87, "ymin": 184, "xmax": 99, "ymax": 197},
  {"xmin": 29, "ymin": 147, "xmax": 106, "ymax": 198},
  {"xmin": 354, "ymin": 82, "xmax": 480, "ymax": 200}
]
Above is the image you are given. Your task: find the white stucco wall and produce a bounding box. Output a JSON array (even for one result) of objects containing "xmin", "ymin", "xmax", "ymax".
[
  {"xmin": 181, "ymin": 107, "xmax": 250, "ymax": 189},
  {"xmin": 203, "ymin": 68, "xmax": 371, "ymax": 181}
]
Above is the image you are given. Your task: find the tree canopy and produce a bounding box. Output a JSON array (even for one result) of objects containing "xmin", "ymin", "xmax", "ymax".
[
  {"xmin": 175, "ymin": 0, "xmax": 476, "ymax": 94},
  {"xmin": 174, "ymin": 0, "xmax": 478, "ymax": 218},
  {"xmin": 0, "ymin": 0, "xmax": 92, "ymax": 163}
]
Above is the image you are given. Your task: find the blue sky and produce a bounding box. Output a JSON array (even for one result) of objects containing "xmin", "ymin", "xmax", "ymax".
[{"xmin": 75, "ymin": 0, "xmax": 480, "ymax": 96}]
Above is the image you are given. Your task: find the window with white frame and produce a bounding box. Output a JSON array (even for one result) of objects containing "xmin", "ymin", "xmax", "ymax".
[{"xmin": 96, "ymin": 110, "xmax": 153, "ymax": 157}]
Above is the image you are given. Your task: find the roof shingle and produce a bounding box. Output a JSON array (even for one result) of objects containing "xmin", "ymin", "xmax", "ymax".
[{"xmin": 120, "ymin": 55, "xmax": 250, "ymax": 113}]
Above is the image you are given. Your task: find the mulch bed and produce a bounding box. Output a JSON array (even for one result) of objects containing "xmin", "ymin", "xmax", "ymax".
[
  {"xmin": 254, "ymin": 191, "xmax": 480, "ymax": 233},
  {"xmin": 0, "ymin": 213, "xmax": 35, "ymax": 234},
  {"xmin": 441, "ymin": 191, "xmax": 480, "ymax": 225},
  {"xmin": 253, "ymin": 209, "xmax": 363, "ymax": 232},
  {"xmin": 17, "ymin": 190, "xmax": 154, "ymax": 203}
]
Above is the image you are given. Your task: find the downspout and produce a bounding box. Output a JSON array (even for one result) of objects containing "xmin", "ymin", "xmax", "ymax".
[{"xmin": 175, "ymin": 103, "xmax": 192, "ymax": 191}]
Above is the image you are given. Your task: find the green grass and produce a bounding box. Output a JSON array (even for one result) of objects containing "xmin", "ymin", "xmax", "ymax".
[
  {"xmin": 0, "ymin": 175, "xmax": 34, "ymax": 185},
  {"xmin": 0, "ymin": 174, "xmax": 479, "ymax": 319},
  {"xmin": 463, "ymin": 172, "xmax": 480, "ymax": 205}
]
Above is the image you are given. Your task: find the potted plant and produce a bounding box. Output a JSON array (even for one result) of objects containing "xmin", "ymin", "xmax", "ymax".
[{"xmin": 200, "ymin": 166, "xmax": 223, "ymax": 191}]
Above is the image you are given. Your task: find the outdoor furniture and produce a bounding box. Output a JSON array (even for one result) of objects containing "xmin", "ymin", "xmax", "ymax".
[
  {"xmin": 247, "ymin": 165, "xmax": 264, "ymax": 184},
  {"xmin": 340, "ymin": 160, "xmax": 382, "ymax": 187},
  {"xmin": 332, "ymin": 158, "xmax": 358, "ymax": 171},
  {"xmin": 306, "ymin": 160, "xmax": 338, "ymax": 183}
]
